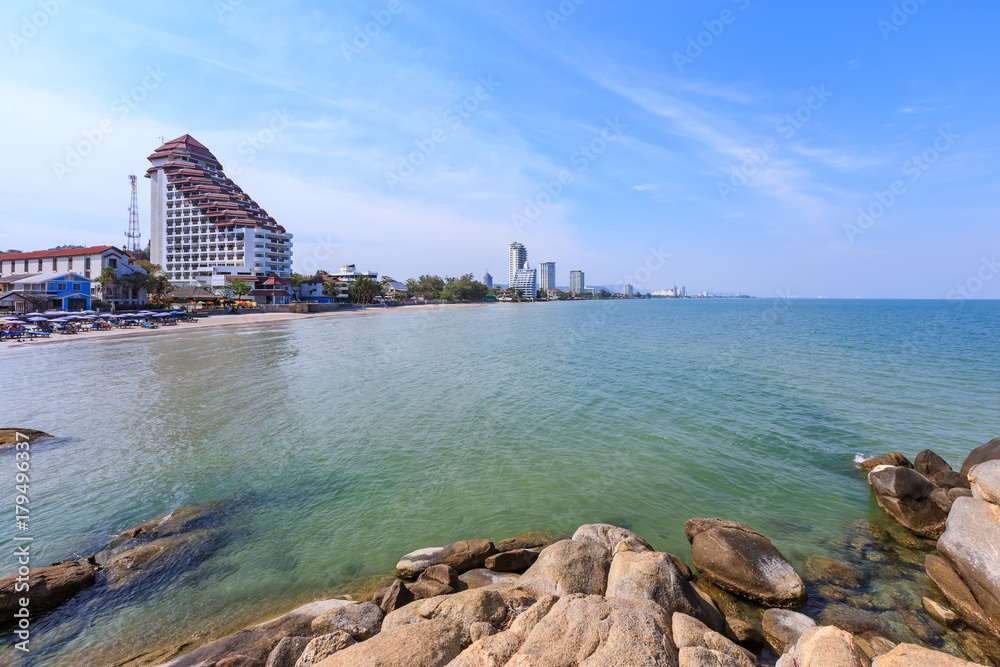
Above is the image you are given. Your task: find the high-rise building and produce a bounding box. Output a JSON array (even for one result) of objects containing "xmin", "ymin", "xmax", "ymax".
[
  {"xmin": 539, "ymin": 262, "xmax": 556, "ymax": 293},
  {"xmin": 511, "ymin": 262, "xmax": 537, "ymax": 300},
  {"xmin": 483, "ymin": 271, "xmax": 493, "ymax": 289},
  {"xmin": 146, "ymin": 135, "xmax": 294, "ymax": 304},
  {"xmin": 622, "ymin": 284, "xmax": 634, "ymax": 297},
  {"xmin": 508, "ymin": 242, "xmax": 527, "ymax": 287},
  {"xmin": 569, "ymin": 270, "xmax": 584, "ymax": 294}
]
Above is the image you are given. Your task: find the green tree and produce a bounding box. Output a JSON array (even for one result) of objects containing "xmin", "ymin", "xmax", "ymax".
[
  {"xmin": 349, "ymin": 275, "xmax": 382, "ymax": 305},
  {"xmin": 408, "ymin": 275, "xmax": 446, "ymax": 299},
  {"xmin": 145, "ymin": 274, "xmax": 173, "ymax": 305},
  {"xmin": 230, "ymin": 278, "xmax": 253, "ymax": 298},
  {"xmin": 134, "ymin": 260, "xmax": 162, "ymax": 274},
  {"xmin": 442, "ymin": 273, "xmax": 488, "ymax": 301},
  {"xmin": 95, "ymin": 266, "xmax": 118, "ymax": 301},
  {"xmin": 598, "ymin": 289, "xmax": 612, "ymax": 299},
  {"xmin": 119, "ymin": 271, "xmax": 149, "ymax": 301}
]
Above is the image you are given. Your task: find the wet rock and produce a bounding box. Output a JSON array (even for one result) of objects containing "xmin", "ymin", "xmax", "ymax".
[
  {"xmin": 409, "ymin": 564, "xmax": 461, "ymax": 599},
  {"xmin": 504, "ymin": 594, "xmax": 676, "ymax": 666},
  {"xmin": 571, "ymin": 523, "xmax": 654, "ymax": 554},
  {"xmin": 0, "ymin": 428, "xmax": 52, "ymax": 449},
  {"xmin": 804, "ymin": 554, "xmax": 867, "ymax": 588},
  {"xmin": 895, "ymin": 601, "xmax": 941, "ymax": 642},
  {"xmin": 264, "ymin": 636, "xmax": 311, "ymax": 667},
  {"xmin": 684, "ymin": 518, "xmax": 807, "ymax": 608},
  {"xmin": 969, "ymin": 460, "xmax": 1000, "ymax": 505},
  {"xmin": 448, "ymin": 595, "xmax": 559, "ymax": 667},
  {"xmin": 313, "ymin": 618, "xmax": 463, "ymax": 666},
  {"xmin": 516, "ymin": 539, "xmax": 611, "ymax": 597},
  {"xmin": 922, "ymin": 596, "xmax": 960, "ymax": 628},
  {"xmin": 0, "ymin": 557, "xmax": 97, "ymax": 619},
  {"xmin": 937, "ymin": 497, "xmax": 1000, "ymax": 632},
  {"xmin": 378, "ymin": 578, "xmax": 415, "ymax": 614},
  {"xmin": 871, "ymin": 642, "xmax": 981, "ymax": 666},
  {"xmin": 915, "ymin": 449, "xmax": 965, "ymax": 489},
  {"xmin": 294, "ymin": 631, "xmax": 355, "ymax": 666},
  {"xmin": 960, "ymin": 437, "xmax": 1000, "ymax": 487},
  {"xmin": 854, "ymin": 634, "xmax": 897, "ymax": 660},
  {"xmin": 816, "ymin": 585, "xmax": 887, "ymax": 611},
  {"xmin": 485, "ymin": 549, "xmax": 538, "ymax": 573},
  {"xmin": 495, "ymin": 531, "xmax": 563, "ymax": 552},
  {"xmin": 673, "ymin": 613, "xmax": 757, "ymax": 667},
  {"xmin": 310, "ymin": 602, "xmax": 383, "ymax": 640},
  {"xmin": 762, "ymin": 608, "xmax": 816, "ymax": 655},
  {"xmin": 860, "ymin": 453, "xmax": 913, "ymax": 474},
  {"xmin": 776, "ymin": 626, "xmax": 871, "ymax": 667},
  {"xmin": 726, "ymin": 618, "xmax": 765, "ymax": 649},
  {"xmin": 868, "ymin": 466, "xmax": 948, "ymax": 538},
  {"xmin": 693, "ymin": 579, "xmax": 765, "ymax": 628},
  {"xmin": 458, "ymin": 568, "xmax": 519, "ymax": 590},
  {"xmin": 925, "ymin": 553, "xmax": 995, "ymax": 635},
  {"xmin": 382, "ymin": 588, "xmax": 507, "ymax": 647},
  {"xmin": 395, "ymin": 539, "xmax": 497, "ymax": 579},
  {"xmin": 818, "ymin": 603, "xmax": 894, "ymax": 638}
]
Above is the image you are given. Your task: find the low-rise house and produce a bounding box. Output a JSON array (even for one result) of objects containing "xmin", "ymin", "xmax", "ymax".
[
  {"xmin": 3, "ymin": 272, "xmax": 93, "ymax": 310},
  {"xmin": 383, "ymin": 281, "xmax": 408, "ymax": 300},
  {"xmin": 296, "ymin": 276, "xmax": 332, "ymax": 303},
  {"xmin": 0, "ymin": 246, "xmax": 146, "ymax": 307}
]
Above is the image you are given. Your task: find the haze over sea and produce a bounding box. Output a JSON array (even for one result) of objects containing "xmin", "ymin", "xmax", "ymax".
[{"xmin": 2, "ymin": 299, "xmax": 998, "ymax": 665}]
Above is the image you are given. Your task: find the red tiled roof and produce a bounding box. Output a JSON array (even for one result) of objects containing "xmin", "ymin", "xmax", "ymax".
[
  {"xmin": 146, "ymin": 135, "xmax": 221, "ymax": 167},
  {"xmin": 0, "ymin": 246, "xmax": 124, "ymax": 261}
]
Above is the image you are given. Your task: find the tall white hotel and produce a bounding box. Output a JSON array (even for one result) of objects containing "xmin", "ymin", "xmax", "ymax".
[
  {"xmin": 539, "ymin": 262, "xmax": 556, "ymax": 293},
  {"xmin": 146, "ymin": 135, "xmax": 294, "ymax": 304},
  {"xmin": 508, "ymin": 241, "xmax": 527, "ymax": 287}
]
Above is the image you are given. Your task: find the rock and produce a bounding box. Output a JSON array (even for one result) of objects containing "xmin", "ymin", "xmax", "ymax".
[
  {"xmin": 855, "ymin": 634, "xmax": 897, "ymax": 660},
  {"xmin": 818, "ymin": 603, "xmax": 893, "ymax": 638},
  {"xmin": 606, "ymin": 550, "xmax": 726, "ymax": 632},
  {"xmin": 868, "ymin": 466, "xmax": 948, "ymax": 538},
  {"xmin": 448, "ymin": 595, "xmax": 559, "ymax": 667},
  {"xmin": 949, "ymin": 487, "xmax": 974, "ymax": 502},
  {"xmin": 516, "ymin": 539, "xmax": 611, "ymax": 597},
  {"xmin": 294, "ymin": 632, "xmax": 355, "ymax": 667},
  {"xmin": 217, "ymin": 658, "xmax": 264, "ymax": 667},
  {"xmin": 382, "ymin": 588, "xmax": 507, "ymax": 647},
  {"xmin": 310, "ymin": 602, "xmax": 383, "ymax": 640},
  {"xmin": 571, "ymin": 523, "xmax": 654, "ymax": 554},
  {"xmin": 684, "ymin": 518, "xmax": 807, "ymax": 608},
  {"xmin": 670, "ymin": 554, "xmax": 695, "ymax": 580},
  {"xmin": 265, "ymin": 637, "xmax": 312, "ymax": 667},
  {"xmin": 0, "ymin": 558, "xmax": 97, "ymax": 619},
  {"xmin": 678, "ymin": 646, "xmax": 750, "ymax": 666},
  {"xmin": 0, "ymin": 428, "xmax": 52, "ymax": 449},
  {"xmin": 922, "ymin": 596, "xmax": 959, "ymax": 628},
  {"xmin": 803, "ymin": 554, "xmax": 866, "ymax": 589},
  {"xmin": 860, "ymin": 453, "xmax": 913, "ymax": 474},
  {"xmin": 110, "ymin": 503, "xmax": 221, "ymax": 545},
  {"xmin": 503, "ymin": 594, "xmax": 676, "ymax": 666},
  {"xmin": 762, "ymin": 608, "xmax": 816, "ymax": 655},
  {"xmin": 915, "ymin": 450, "xmax": 965, "ymax": 488},
  {"xmin": 673, "ymin": 613, "xmax": 757, "ymax": 667},
  {"xmin": 960, "ymin": 437, "xmax": 1000, "ymax": 486},
  {"xmin": 458, "ymin": 568, "xmax": 519, "ymax": 590},
  {"xmin": 102, "ymin": 530, "xmax": 220, "ymax": 589},
  {"xmin": 776, "ymin": 626, "xmax": 871, "ymax": 667},
  {"xmin": 495, "ymin": 531, "xmax": 563, "ymax": 552},
  {"xmin": 871, "ymin": 642, "xmax": 982, "ymax": 666},
  {"xmin": 395, "ymin": 540, "xmax": 497, "ymax": 579},
  {"xmin": 485, "ymin": 549, "xmax": 539, "ymax": 573},
  {"xmin": 379, "ymin": 579, "xmax": 415, "ymax": 614},
  {"xmin": 931, "ymin": 488, "xmax": 955, "ymax": 513},
  {"xmin": 726, "ymin": 618, "xmax": 765, "ymax": 649},
  {"xmin": 925, "ymin": 553, "xmax": 995, "ymax": 634},
  {"xmin": 409, "ymin": 564, "xmax": 460, "ymax": 599},
  {"xmin": 313, "ymin": 618, "xmax": 463, "ymax": 667},
  {"xmin": 468, "ymin": 621, "xmax": 497, "ymax": 643},
  {"xmin": 969, "ymin": 460, "xmax": 1000, "ymax": 505},
  {"xmin": 936, "ymin": 496, "xmax": 1000, "ymax": 633}
]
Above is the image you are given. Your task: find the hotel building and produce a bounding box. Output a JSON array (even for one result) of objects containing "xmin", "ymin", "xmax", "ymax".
[
  {"xmin": 511, "ymin": 262, "xmax": 537, "ymax": 300},
  {"xmin": 146, "ymin": 135, "xmax": 294, "ymax": 305},
  {"xmin": 539, "ymin": 262, "xmax": 556, "ymax": 293},
  {"xmin": 508, "ymin": 242, "xmax": 527, "ymax": 287},
  {"xmin": 569, "ymin": 270, "xmax": 584, "ymax": 294}
]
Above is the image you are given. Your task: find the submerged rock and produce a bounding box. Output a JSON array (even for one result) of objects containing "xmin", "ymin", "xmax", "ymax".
[
  {"xmin": 495, "ymin": 531, "xmax": 563, "ymax": 552},
  {"xmin": 868, "ymin": 466, "xmax": 948, "ymax": 538},
  {"xmin": 684, "ymin": 518, "xmax": 807, "ymax": 608},
  {"xmin": 459, "ymin": 568, "xmax": 519, "ymax": 590},
  {"xmin": 0, "ymin": 558, "xmax": 98, "ymax": 620},
  {"xmin": 803, "ymin": 554, "xmax": 867, "ymax": 589}
]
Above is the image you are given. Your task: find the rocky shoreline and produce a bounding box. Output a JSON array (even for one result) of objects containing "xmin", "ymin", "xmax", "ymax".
[{"xmin": 2, "ymin": 437, "xmax": 999, "ymax": 666}]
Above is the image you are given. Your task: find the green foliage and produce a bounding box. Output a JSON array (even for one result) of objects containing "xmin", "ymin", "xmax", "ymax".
[
  {"xmin": 442, "ymin": 273, "xmax": 488, "ymax": 301},
  {"xmin": 229, "ymin": 278, "xmax": 253, "ymax": 297},
  {"xmin": 598, "ymin": 289, "xmax": 612, "ymax": 299},
  {"xmin": 134, "ymin": 260, "xmax": 162, "ymax": 275},
  {"xmin": 348, "ymin": 275, "xmax": 383, "ymax": 305},
  {"xmin": 407, "ymin": 275, "xmax": 446, "ymax": 299}
]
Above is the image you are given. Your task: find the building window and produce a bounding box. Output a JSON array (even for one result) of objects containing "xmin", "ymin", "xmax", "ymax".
[
  {"xmin": 68, "ymin": 257, "xmax": 73, "ymax": 269},
  {"xmin": 72, "ymin": 283, "xmax": 81, "ymax": 290},
  {"xmin": 23, "ymin": 260, "xmax": 28, "ymax": 272},
  {"xmin": 37, "ymin": 259, "xmax": 43, "ymax": 271},
  {"xmin": 58, "ymin": 283, "xmax": 67, "ymax": 290},
  {"xmin": 52, "ymin": 258, "xmax": 57, "ymax": 270}
]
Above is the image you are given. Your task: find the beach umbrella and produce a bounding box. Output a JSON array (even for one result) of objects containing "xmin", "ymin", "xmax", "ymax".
[{"xmin": 27, "ymin": 316, "xmax": 49, "ymax": 322}]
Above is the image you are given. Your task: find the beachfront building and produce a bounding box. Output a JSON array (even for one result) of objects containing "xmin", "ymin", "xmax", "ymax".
[
  {"xmin": 483, "ymin": 271, "xmax": 493, "ymax": 289},
  {"xmin": 1, "ymin": 272, "xmax": 93, "ymax": 311},
  {"xmin": 321, "ymin": 265, "xmax": 379, "ymax": 304},
  {"xmin": 547, "ymin": 288, "xmax": 560, "ymax": 300},
  {"xmin": 0, "ymin": 246, "xmax": 147, "ymax": 308},
  {"xmin": 623, "ymin": 284, "xmax": 634, "ymax": 297},
  {"xmin": 382, "ymin": 281, "xmax": 408, "ymax": 300},
  {"xmin": 146, "ymin": 135, "xmax": 294, "ymax": 305},
  {"xmin": 296, "ymin": 276, "xmax": 331, "ymax": 303},
  {"xmin": 511, "ymin": 262, "xmax": 537, "ymax": 301},
  {"xmin": 539, "ymin": 262, "xmax": 556, "ymax": 293},
  {"xmin": 508, "ymin": 242, "xmax": 527, "ymax": 287},
  {"xmin": 569, "ymin": 270, "xmax": 584, "ymax": 295}
]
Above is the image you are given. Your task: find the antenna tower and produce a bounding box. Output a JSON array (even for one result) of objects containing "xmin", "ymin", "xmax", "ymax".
[{"xmin": 126, "ymin": 174, "xmax": 141, "ymax": 256}]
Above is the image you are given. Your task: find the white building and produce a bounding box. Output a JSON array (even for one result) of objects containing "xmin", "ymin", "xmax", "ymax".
[
  {"xmin": 508, "ymin": 242, "xmax": 527, "ymax": 287},
  {"xmin": 539, "ymin": 262, "xmax": 556, "ymax": 293},
  {"xmin": 511, "ymin": 262, "xmax": 537, "ymax": 300},
  {"xmin": 569, "ymin": 270, "xmax": 584, "ymax": 295},
  {"xmin": 326, "ymin": 265, "xmax": 379, "ymax": 303},
  {"xmin": 146, "ymin": 135, "xmax": 294, "ymax": 304},
  {"xmin": 0, "ymin": 245, "xmax": 146, "ymax": 307},
  {"xmin": 622, "ymin": 284, "xmax": 634, "ymax": 297}
]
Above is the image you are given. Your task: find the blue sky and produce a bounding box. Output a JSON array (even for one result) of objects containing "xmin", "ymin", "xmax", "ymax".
[{"xmin": 1, "ymin": 0, "xmax": 998, "ymax": 297}]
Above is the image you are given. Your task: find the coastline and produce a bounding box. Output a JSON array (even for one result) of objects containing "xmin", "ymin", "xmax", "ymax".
[{"xmin": 1, "ymin": 302, "xmax": 485, "ymax": 349}]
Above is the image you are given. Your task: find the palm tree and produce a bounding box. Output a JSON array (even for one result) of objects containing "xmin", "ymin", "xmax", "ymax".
[{"xmin": 95, "ymin": 266, "xmax": 117, "ymax": 303}]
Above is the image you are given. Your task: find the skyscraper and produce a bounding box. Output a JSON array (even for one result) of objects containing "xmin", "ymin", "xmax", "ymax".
[
  {"xmin": 511, "ymin": 262, "xmax": 537, "ymax": 300},
  {"xmin": 623, "ymin": 284, "xmax": 634, "ymax": 297},
  {"xmin": 569, "ymin": 270, "xmax": 584, "ymax": 294},
  {"xmin": 539, "ymin": 262, "xmax": 556, "ymax": 293},
  {"xmin": 508, "ymin": 242, "xmax": 526, "ymax": 287},
  {"xmin": 483, "ymin": 271, "xmax": 493, "ymax": 289}
]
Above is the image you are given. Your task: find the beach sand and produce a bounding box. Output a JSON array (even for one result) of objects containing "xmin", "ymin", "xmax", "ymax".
[{"xmin": 2, "ymin": 302, "xmax": 485, "ymax": 349}]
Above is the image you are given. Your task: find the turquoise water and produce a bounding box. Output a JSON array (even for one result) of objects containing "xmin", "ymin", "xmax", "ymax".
[{"xmin": 1, "ymin": 299, "xmax": 998, "ymax": 665}]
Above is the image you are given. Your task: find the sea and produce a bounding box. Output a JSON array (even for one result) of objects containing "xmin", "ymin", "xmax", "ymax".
[{"xmin": 1, "ymin": 298, "xmax": 998, "ymax": 665}]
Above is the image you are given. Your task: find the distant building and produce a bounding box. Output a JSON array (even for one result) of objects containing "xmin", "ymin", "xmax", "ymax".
[
  {"xmin": 323, "ymin": 265, "xmax": 379, "ymax": 304},
  {"xmin": 511, "ymin": 262, "xmax": 537, "ymax": 300},
  {"xmin": 622, "ymin": 284, "xmax": 634, "ymax": 297},
  {"xmin": 539, "ymin": 262, "xmax": 556, "ymax": 293},
  {"xmin": 547, "ymin": 288, "xmax": 560, "ymax": 300},
  {"xmin": 483, "ymin": 271, "xmax": 493, "ymax": 289},
  {"xmin": 296, "ymin": 276, "xmax": 331, "ymax": 303},
  {"xmin": 0, "ymin": 245, "xmax": 147, "ymax": 307},
  {"xmin": 569, "ymin": 270, "xmax": 584, "ymax": 295},
  {"xmin": 1, "ymin": 271, "xmax": 92, "ymax": 311},
  {"xmin": 383, "ymin": 281, "xmax": 408, "ymax": 300},
  {"xmin": 508, "ymin": 242, "xmax": 527, "ymax": 287}
]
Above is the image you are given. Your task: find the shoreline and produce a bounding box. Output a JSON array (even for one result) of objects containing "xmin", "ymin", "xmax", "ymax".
[{"xmin": 1, "ymin": 302, "xmax": 485, "ymax": 349}]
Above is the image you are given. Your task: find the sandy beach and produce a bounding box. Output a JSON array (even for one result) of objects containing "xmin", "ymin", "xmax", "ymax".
[{"xmin": 1, "ymin": 302, "xmax": 485, "ymax": 349}]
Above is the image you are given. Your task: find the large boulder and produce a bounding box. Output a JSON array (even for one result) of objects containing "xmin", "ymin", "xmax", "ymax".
[
  {"xmin": 606, "ymin": 550, "xmax": 725, "ymax": 632},
  {"xmin": 672, "ymin": 613, "xmax": 757, "ymax": 667},
  {"xmin": 0, "ymin": 558, "xmax": 98, "ymax": 619},
  {"xmin": 377, "ymin": 579, "xmax": 415, "ymax": 614},
  {"xmin": 762, "ymin": 608, "xmax": 816, "ymax": 655},
  {"xmin": 775, "ymin": 626, "xmax": 871, "ymax": 667},
  {"xmin": 859, "ymin": 453, "xmax": 912, "ymax": 474},
  {"xmin": 960, "ymin": 437, "xmax": 1000, "ymax": 485},
  {"xmin": 265, "ymin": 636, "xmax": 311, "ymax": 667},
  {"xmin": 871, "ymin": 643, "xmax": 982, "ymax": 666},
  {"xmin": 504, "ymin": 594, "xmax": 676, "ymax": 666},
  {"xmin": 868, "ymin": 466, "xmax": 948, "ymax": 538},
  {"xmin": 382, "ymin": 588, "xmax": 507, "ymax": 647},
  {"xmin": 448, "ymin": 595, "xmax": 560, "ymax": 667},
  {"xmin": 295, "ymin": 631, "xmax": 355, "ymax": 667},
  {"xmin": 409, "ymin": 564, "xmax": 461, "ymax": 599},
  {"xmin": 313, "ymin": 618, "xmax": 463, "ymax": 667},
  {"xmin": 395, "ymin": 540, "xmax": 497, "ymax": 579},
  {"xmin": 516, "ymin": 539, "xmax": 611, "ymax": 597},
  {"xmin": 684, "ymin": 519, "xmax": 806, "ymax": 608},
  {"xmin": 310, "ymin": 602, "xmax": 384, "ymax": 640},
  {"xmin": 915, "ymin": 450, "xmax": 965, "ymax": 489},
  {"xmin": 935, "ymin": 497, "xmax": 1000, "ymax": 632},
  {"xmin": 969, "ymin": 460, "xmax": 1000, "ymax": 505},
  {"xmin": 571, "ymin": 524, "xmax": 654, "ymax": 554},
  {"xmin": 486, "ymin": 549, "xmax": 539, "ymax": 572},
  {"xmin": 496, "ymin": 531, "xmax": 563, "ymax": 552}
]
